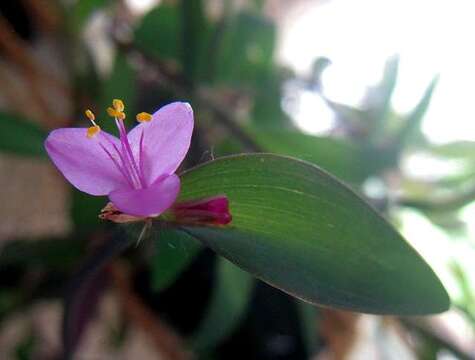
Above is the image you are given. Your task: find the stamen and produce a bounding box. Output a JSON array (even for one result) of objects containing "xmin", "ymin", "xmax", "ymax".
[
  {"xmin": 116, "ymin": 118, "xmax": 147, "ymax": 188},
  {"xmin": 107, "ymin": 107, "xmax": 125, "ymax": 120},
  {"xmin": 85, "ymin": 109, "xmax": 100, "ymax": 138},
  {"xmin": 86, "ymin": 125, "xmax": 101, "ymax": 139},
  {"xmin": 138, "ymin": 129, "xmax": 145, "ymax": 176},
  {"xmin": 136, "ymin": 112, "xmax": 152, "ymax": 123},
  {"xmin": 99, "ymin": 143, "xmax": 134, "ymax": 188},
  {"xmin": 107, "ymin": 107, "xmax": 117, "ymax": 117},
  {"xmin": 112, "ymin": 99, "xmax": 125, "ymax": 112},
  {"xmin": 104, "ymin": 99, "xmax": 146, "ymax": 189},
  {"xmin": 85, "ymin": 109, "xmax": 95, "ymax": 121}
]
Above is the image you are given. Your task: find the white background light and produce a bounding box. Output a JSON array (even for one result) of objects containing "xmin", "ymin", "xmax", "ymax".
[{"xmin": 279, "ymin": 0, "xmax": 475, "ymax": 143}]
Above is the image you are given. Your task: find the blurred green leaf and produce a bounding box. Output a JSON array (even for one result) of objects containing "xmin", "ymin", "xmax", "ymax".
[
  {"xmin": 418, "ymin": 339, "xmax": 441, "ymax": 360},
  {"xmin": 368, "ymin": 55, "xmax": 399, "ymax": 137},
  {"xmin": 450, "ymin": 262, "xmax": 475, "ymax": 312},
  {"xmin": 0, "ymin": 238, "xmax": 84, "ymax": 270},
  {"xmin": 15, "ymin": 332, "xmax": 35, "ymax": 360},
  {"xmin": 400, "ymin": 185, "xmax": 475, "ymax": 213},
  {"xmin": 190, "ymin": 258, "xmax": 253, "ymax": 351},
  {"xmin": 311, "ymin": 57, "xmax": 331, "ymax": 88},
  {"xmin": 63, "ymin": 232, "xmax": 134, "ymax": 359},
  {"xmin": 64, "ymin": 268, "xmax": 108, "ymax": 359},
  {"xmin": 70, "ymin": 189, "xmax": 106, "ymax": 233},
  {"xmin": 151, "ymin": 228, "xmax": 202, "ymax": 292},
  {"xmin": 297, "ymin": 303, "xmax": 319, "ymax": 357},
  {"xmin": 393, "ymin": 76, "xmax": 438, "ymax": 151},
  {"xmin": 250, "ymin": 129, "xmax": 369, "ymax": 183},
  {"xmin": 68, "ymin": 0, "xmax": 109, "ymax": 31},
  {"xmin": 181, "ymin": 0, "xmax": 210, "ymax": 82},
  {"xmin": 178, "ymin": 154, "xmax": 449, "ymax": 314},
  {"xmin": 100, "ymin": 55, "xmax": 137, "ymax": 132},
  {"xmin": 0, "ymin": 113, "xmax": 46, "ymax": 157},
  {"xmin": 251, "ymin": 72, "xmax": 291, "ymax": 128},
  {"xmin": 403, "ymin": 319, "xmax": 473, "ymax": 360},
  {"xmin": 324, "ymin": 98, "xmax": 371, "ymax": 134},
  {"xmin": 0, "ymin": 290, "xmax": 22, "ymax": 321},
  {"xmin": 214, "ymin": 12, "xmax": 276, "ymax": 86},
  {"xmin": 252, "ymin": 0, "xmax": 265, "ymax": 11},
  {"xmin": 425, "ymin": 141, "xmax": 475, "ymax": 189},
  {"xmin": 134, "ymin": 4, "xmax": 182, "ymax": 61},
  {"xmin": 432, "ymin": 167, "xmax": 475, "ymax": 189},
  {"xmin": 135, "ymin": 2, "xmax": 211, "ymax": 82},
  {"xmin": 429, "ymin": 141, "xmax": 475, "ymax": 160},
  {"xmin": 423, "ymin": 211, "xmax": 467, "ymax": 236}
]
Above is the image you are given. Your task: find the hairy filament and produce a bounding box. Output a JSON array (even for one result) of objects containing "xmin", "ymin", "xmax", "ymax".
[
  {"xmin": 99, "ymin": 143, "xmax": 134, "ymax": 188},
  {"xmin": 116, "ymin": 119, "xmax": 147, "ymax": 188}
]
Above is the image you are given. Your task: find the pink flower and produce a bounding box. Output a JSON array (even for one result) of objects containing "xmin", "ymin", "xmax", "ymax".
[{"xmin": 45, "ymin": 100, "xmax": 231, "ymax": 224}]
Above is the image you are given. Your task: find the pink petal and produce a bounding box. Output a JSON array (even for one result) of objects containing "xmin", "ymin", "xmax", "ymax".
[
  {"xmin": 108, "ymin": 174, "xmax": 180, "ymax": 217},
  {"xmin": 45, "ymin": 128, "xmax": 129, "ymax": 195},
  {"xmin": 127, "ymin": 102, "xmax": 193, "ymax": 185}
]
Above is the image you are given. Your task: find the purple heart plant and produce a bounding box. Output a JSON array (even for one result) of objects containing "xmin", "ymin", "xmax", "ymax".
[{"xmin": 45, "ymin": 100, "xmax": 231, "ymax": 226}]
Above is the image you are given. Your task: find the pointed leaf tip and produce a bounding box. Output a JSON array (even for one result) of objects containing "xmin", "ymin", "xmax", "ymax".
[{"xmin": 178, "ymin": 154, "xmax": 450, "ymax": 315}]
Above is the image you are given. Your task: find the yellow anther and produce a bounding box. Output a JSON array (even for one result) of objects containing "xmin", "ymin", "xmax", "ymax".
[
  {"xmin": 112, "ymin": 99, "xmax": 125, "ymax": 112},
  {"xmin": 85, "ymin": 109, "xmax": 95, "ymax": 121},
  {"xmin": 86, "ymin": 125, "xmax": 101, "ymax": 139},
  {"xmin": 136, "ymin": 112, "xmax": 153, "ymax": 123},
  {"xmin": 107, "ymin": 107, "xmax": 126, "ymax": 120},
  {"xmin": 107, "ymin": 107, "xmax": 118, "ymax": 117}
]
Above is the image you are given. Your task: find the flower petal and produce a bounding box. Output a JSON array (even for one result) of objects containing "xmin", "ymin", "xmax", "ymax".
[
  {"xmin": 45, "ymin": 128, "xmax": 129, "ymax": 195},
  {"xmin": 108, "ymin": 174, "xmax": 180, "ymax": 217},
  {"xmin": 127, "ymin": 102, "xmax": 193, "ymax": 185}
]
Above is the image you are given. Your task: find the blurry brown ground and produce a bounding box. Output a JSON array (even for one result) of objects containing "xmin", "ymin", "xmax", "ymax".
[{"xmin": 0, "ymin": 38, "xmax": 71, "ymax": 242}]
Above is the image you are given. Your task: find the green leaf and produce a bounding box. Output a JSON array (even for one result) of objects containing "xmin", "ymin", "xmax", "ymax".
[
  {"xmin": 0, "ymin": 113, "xmax": 47, "ymax": 157},
  {"xmin": 297, "ymin": 302, "xmax": 319, "ymax": 357},
  {"xmin": 450, "ymin": 262, "xmax": 475, "ymax": 310},
  {"xmin": 214, "ymin": 12, "xmax": 276, "ymax": 86},
  {"xmin": 181, "ymin": 0, "xmax": 209, "ymax": 82},
  {"xmin": 69, "ymin": 0, "xmax": 109, "ymax": 31},
  {"xmin": 429, "ymin": 141, "xmax": 475, "ymax": 160},
  {"xmin": 151, "ymin": 228, "xmax": 202, "ymax": 292},
  {"xmin": 324, "ymin": 98, "xmax": 371, "ymax": 133},
  {"xmin": 250, "ymin": 129, "xmax": 369, "ymax": 183},
  {"xmin": 63, "ymin": 233, "xmax": 133, "ymax": 359},
  {"xmin": 394, "ymin": 76, "xmax": 438, "ymax": 150},
  {"xmin": 0, "ymin": 238, "xmax": 84, "ymax": 270},
  {"xmin": 134, "ymin": 5, "xmax": 182, "ymax": 61},
  {"xmin": 369, "ymin": 55, "xmax": 399, "ymax": 137},
  {"xmin": 15, "ymin": 332, "xmax": 35, "ymax": 360},
  {"xmin": 251, "ymin": 72, "xmax": 291, "ymax": 128},
  {"xmin": 190, "ymin": 258, "xmax": 253, "ymax": 351},
  {"xmin": 70, "ymin": 189, "xmax": 106, "ymax": 234},
  {"xmin": 311, "ymin": 57, "xmax": 331, "ymax": 86},
  {"xmin": 178, "ymin": 154, "xmax": 449, "ymax": 315},
  {"xmin": 99, "ymin": 55, "xmax": 137, "ymax": 133},
  {"xmin": 134, "ymin": 2, "xmax": 211, "ymax": 83},
  {"xmin": 251, "ymin": 0, "xmax": 265, "ymax": 11}
]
